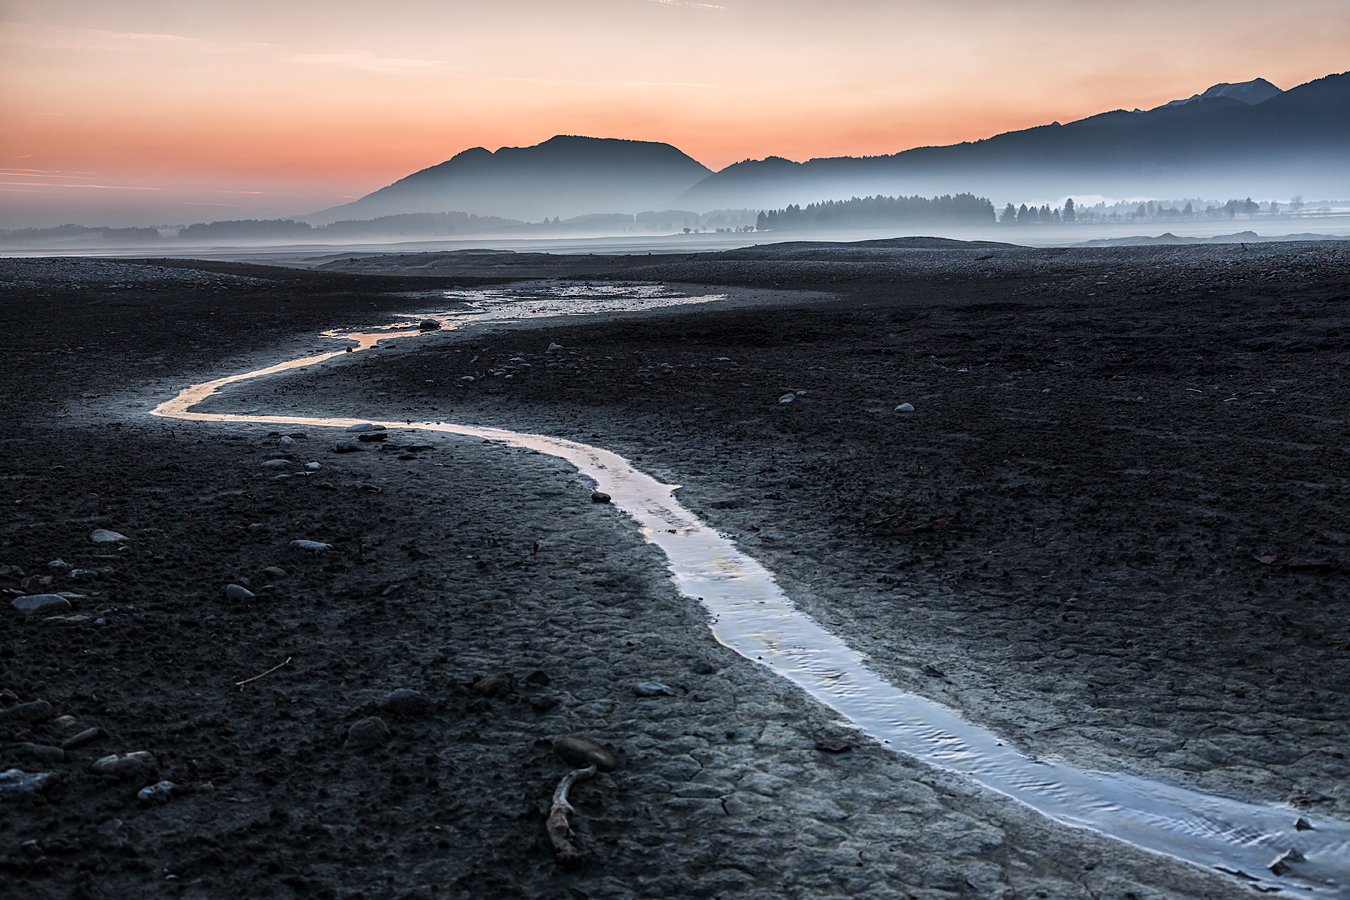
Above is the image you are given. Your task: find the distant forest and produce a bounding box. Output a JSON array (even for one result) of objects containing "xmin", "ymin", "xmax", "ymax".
[{"xmin": 756, "ymin": 194, "xmax": 997, "ymax": 231}]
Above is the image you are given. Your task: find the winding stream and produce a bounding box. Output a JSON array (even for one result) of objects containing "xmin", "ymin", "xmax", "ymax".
[{"xmin": 151, "ymin": 289, "xmax": 1350, "ymax": 896}]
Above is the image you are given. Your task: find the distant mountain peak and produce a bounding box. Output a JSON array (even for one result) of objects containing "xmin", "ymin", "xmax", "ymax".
[{"xmin": 1161, "ymin": 77, "xmax": 1282, "ymax": 109}]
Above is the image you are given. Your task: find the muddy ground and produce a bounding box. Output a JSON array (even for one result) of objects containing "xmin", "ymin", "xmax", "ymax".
[{"xmin": 1, "ymin": 242, "xmax": 1348, "ymax": 899}]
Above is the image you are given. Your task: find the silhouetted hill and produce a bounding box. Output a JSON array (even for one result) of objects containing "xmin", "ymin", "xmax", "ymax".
[
  {"xmin": 676, "ymin": 72, "xmax": 1350, "ymax": 208},
  {"xmin": 306, "ymin": 136, "xmax": 712, "ymax": 224}
]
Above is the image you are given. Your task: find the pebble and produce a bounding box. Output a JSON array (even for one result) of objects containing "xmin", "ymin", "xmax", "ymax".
[
  {"xmin": 290, "ymin": 540, "xmax": 333, "ymax": 551},
  {"xmin": 418, "ymin": 319, "xmax": 441, "ymax": 331},
  {"xmin": 0, "ymin": 700, "xmax": 55, "ymax": 724},
  {"xmin": 90, "ymin": 750, "xmax": 157, "ymax": 780},
  {"xmin": 778, "ymin": 393, "xmax": 795, "ymax": 403},
  {"xmin": 591, "ymin": 491, "xmax": 611, "ymax": 503},
  {"xmin": 261, "ymin": 566, "xmax": 287, "ymax": 579},
  {"xmin": 345, "ymin": 717, "xmax": 390, "ymax": 750},
  {"xmin": 48, "ymin": 559, "xmax": 70, "ymax": 570},
  {"xmin": 0, "ymin": 769, "xmax": 58, "ymax": 799},
  {"xmin": 471, "ymin": 672, "xmax": 516, "ymax": 698},
  {"xmin": 553, "ymin": 735, "xmax": 617, "ymax": 772},
  {"xmin": 89, "ymin": 528, "xmax": 129, "ymax": 543},
  {"xmin": 895, "ymin": 403, "xmax": 915, "ymax": 412},
  {"xmin": 357, "ymin": 432, "xmax": 386, "ymax": 442},
  {"xmin": 332, "ymin": 441, "xmax": 363, "ymax": 453},
  {"xmin": 16, "ymin": 743, "xmax": 65, "ymax": 765},
  {"xmin": 61, "ymin": 727, "xmax": 102, "ymax": 750},
  {"xmin": 306, "ymin": 462, "xmax": 321, "ymax": 470},
  {"xmin": 633, "ymin": 682, "xmax": 676, "ymax": 697},
  {"xmin": 225, "ymin": 584, "xmax": 256, "ymax": 601},
  {"xmin": 260, "ymin": 459, "xmax": 292, "ymax": 469},
  {"xmin": 814, "ymin": 739, "xmax": 853, "ymax": 753},
  {"xmin": 137, "ymin": 781, "xmax": 177, "ymax": 805},
  {"xmin": 692, "ymin": 661, "xmax": 715, "ymax": 675},
  {"xmin": 548, "ymin": 343, "xmax": 564, "ymax": 351},
  {"xmin": 381, "ymin": 689, "xmax": 433, "ymax": 717},
  {"xmin": 12, "ymin": 594, "xmax": 72, "ymax": 616},
  {"xmin": 346, "ymin": 423, "xmax": 385, "ymax": 433}
]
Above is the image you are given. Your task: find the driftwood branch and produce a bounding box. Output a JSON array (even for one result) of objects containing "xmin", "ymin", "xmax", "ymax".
[{"xmin": 547, "ymin": 764, "xmax": 597, "ymax": 866}]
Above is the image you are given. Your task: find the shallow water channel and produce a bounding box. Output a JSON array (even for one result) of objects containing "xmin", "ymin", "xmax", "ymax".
[{"xmin": 151, "ymin": 286, "xmax": 1350, "ymax": 896}]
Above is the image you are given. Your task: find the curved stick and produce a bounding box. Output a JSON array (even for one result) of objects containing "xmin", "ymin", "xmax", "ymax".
[{"xmin": 547, "ymin": 764, "xmax": 597, "ymax": 866}]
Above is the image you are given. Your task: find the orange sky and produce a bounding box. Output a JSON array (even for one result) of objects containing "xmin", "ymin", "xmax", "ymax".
[{"xmin": 3, "ymin": 0, "xmax": 1348, "ymax": 226}]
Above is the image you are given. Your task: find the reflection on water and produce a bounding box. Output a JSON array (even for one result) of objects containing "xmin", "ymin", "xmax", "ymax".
[{"xmin": 151, "ymin": 285, "xmax": 1350, "ymax": 896}]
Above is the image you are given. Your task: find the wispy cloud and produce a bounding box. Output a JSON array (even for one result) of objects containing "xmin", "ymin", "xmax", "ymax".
[
  {"xmin": 0, "ymin": 23, "xmax": 452, "ymax": 74},
  {"xmin": 647, "ymin": 0, "xmax": 730, "ymax": 11}
]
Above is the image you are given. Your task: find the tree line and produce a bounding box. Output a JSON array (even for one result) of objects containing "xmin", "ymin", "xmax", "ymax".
[{"xmin": 755, "ymin": 194, "xmax": 996, "ymax": 231}]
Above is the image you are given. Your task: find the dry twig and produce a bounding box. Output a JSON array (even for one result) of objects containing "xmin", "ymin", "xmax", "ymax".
[
  {"xmin": 235, "ymin": 656, "xmax": 292, "ymax": 688},
  {"xmin": 547, "ymin": 764, "xmax": 597, "ymax": 866}
]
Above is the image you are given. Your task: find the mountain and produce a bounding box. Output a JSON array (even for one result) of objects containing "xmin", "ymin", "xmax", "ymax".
[
  {"xmin": 305, "ymin": 135, "xmax": 711, "ymax": 225},
  {"xmin": 676, "ymin": 72, "xmax": 1350, "ymax": 209},
  {"xmin": 1160, "ymin": 77, "xmax": 1282, "ymax": 108}
]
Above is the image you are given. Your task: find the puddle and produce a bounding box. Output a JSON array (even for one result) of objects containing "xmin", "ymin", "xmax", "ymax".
[{"xmin": 150, "ymin": 286, "xmax": 1350, "ymax": 896}]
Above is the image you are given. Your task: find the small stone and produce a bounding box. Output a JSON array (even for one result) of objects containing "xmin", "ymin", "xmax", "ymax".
[
  {"xmin": 778, "ymin": 393, "xmax": 795, "ymax": 404},
  {"xmin": 290, "ymin": 540, "xmax": 333, "ymax": 551},
  {"xmin": 12, "ymin": 594, "xmax": 72, "ymax": 616},
  {"xmin": 397, "ymin": 453, "xmax": 418, "ymax": 460},
  {"xmin": 0, "ymin": 700, "xmax": 55, "ymax": 724},
  {"xmin": 553, "ymin": 736, "xmax": 617, "ymax": 772},
  {"xmin": 260, "ymin": 459, "xmax": 291, "ymax": 469},
  {"xmin": 356, "ymin": 432, "xmax": 386, "ymax": 442},
  {"xmin": 895, "ymin": 403, "xmax": 915, "ymax": 413},
  {"xmin": 225, "ymin": 584, "xmax": 255, "ymax": 601},
  {"xmin": 381, "ymin": 689, "xmax": 433, "ymax": 717},
  {"xmin": 137, "ymin": 781, "xmax": 177, "ymax": 805},
  {"xmin": 261, "ymin": 566, "xmax": 286, "ymax": 579},
  {"xmin": 332, "ymin": 441, "xmax": 364, "ymax": 453},
  {"xmin": 52, "ymin": 715, "xmax": 78, "ymax": 730},
  {"xmin": 418, "ymin": 319, "xmax": 441, "ymax": 331},
  {"xmin": 1295, "ymin": 817, "xmax": 1314, "ymax": 831},
  {"xmin": 471, "ymin": 672, "xmax": 516, "ymax": 698},
  {"xmin": 922, "ymin": 664, "xmax": 946, "ymax": 678},
  {"xmin": 633, "ymin": 682, "xmax": 676, "ymax": 697},
  {"xmin": 591, "ymin": 491, "xmax": 611, "ymax": 504},
  {"xmin": 16, "ymin": 743, "xmax": 64, "ymax": 765},
  {"xmin": 692, "ymin": 661, "xmax": 715, "ymax": 675},
  {"xmin": 815, "ymin": 739, "xmax": 853, "ymax": 753},
  {"xmin": 280, "ymin": 435, "xmax": 295, "ymax": 445},
  {"xmin": 525, "ymin": 670, "xmax": 551, "ymax": 687},
  {"xmin": 346, "ymin": 423, "xmax": 385, "ymax": 433},
  {"xmin": 0, "ymin": 769, "xmax": 58, "ymax": 799},
  {"xmin": 344, "ymin": 717, "xmax": 389, "ymax": 750},
  {"xmin": 306, "ymin": 462, "xmax": 322, "ymax": 470},
  {"xmin": 548, "ymin": 343, "xmax": 564, "ymax": 352},
  {"xmin": 90, "ymin": 751, "xmax": 157, "ymax": 780},
  {"xmin": 48, "ymin": 559, "xmax": 70, "ymax": 570},
  {"xmin": 90, "ymin": 529, "xmax": 129, "ymax": 543}
]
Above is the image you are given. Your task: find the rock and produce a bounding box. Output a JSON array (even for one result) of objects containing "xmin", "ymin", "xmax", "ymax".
[
  {"xmin": 12, "ymin": 594, "xmax": 71, "ymax": 616},
  {"xmin": 548, "ymin": 343, "xmax": 564, "ymax": 352},
  {"xmin": 778, "ymin": 393, "xmax": 795, "ymax": 404},
  {"xmin": 0, "ymin": 700, "xmax": 55, "ymax": 724},
  {"xmin": 260, "ymin": 459, "xmax": 292, "ymax": 469},
  {"xmin": 397, "ymin": 453, "xmax": 417, "ymax": 460},
  {"xmin": 356, "ymin": 432, "xmax": 386, "ymax": 442},
  {"xmin": 1295, "ymin": 817, "xmax": 1314, "ymax": 831},
  {"xmin": 261, "ymin": 566, "xmax": 286, "ymax": 579},
  {"xmin": 553, "ymin": 736, "xmax": 617, "ymax": 772},
  {"xmin": 16, "ymin": 743, "xmax": 64, "ymax": 765},
  {"xmin": 0, "ymin": 769, "xmax": 58, "ymax": 799},
  {"xmin": 633, "ymin": 682, "xmax": 676, "ymax": 697},
  {"xmin": 922, "ymin": 664, "xmax": 947, "ymax": 678},
  {"xmin": 90, "ymin": 751, "xmax": 157, "ymax": 780},
  {"xmin": 472, "ymin": 672, "xmax": 516, "ymax": 698},
  {"xmin": 344, "ymin": 717, "xmax": 390, "ymax": 750},
  {"xmin": 61, "ymin": 728, "xmax": 102, "ymax": 750},
  {"xmin": 51, "ymin": 715, "xmax": 78, "ymax": 730},
  {"xmin": 225, "ymin": 584, "xmax": 255, "ymax": 601},
  {"xmin": 591, "ymin": 491, "xmax": 611, "ymax": 504},
  {"xmin": 418, "ymin": 319, "xmax": 441, "ymax": 331},
  {"xmin": 280, "ymin": 435, "xmax": 295, "ymax": 445},
  {"xmin": 0, "ymin": 564, "xmax": 24, "ymax": 579},
  {"xmin": 346, "ymin": 423, "xmax": 385, "ymax": 433},
  {"xmin": 290, "ymin": 540, "xmax": 333, "ymax": 551},
  {"xmin": 525, "ymin": 670, "xmax": 551, "ymax": 687},
  {"xmin": 19, "ymin": 575, "xmax": 53, "ymax": 592},
  {"xmin": 815, "ymin": 739, "xmax": 853, "ymax": 753},
  {"xmin": 47, "ymin": 559, "xmax": 70, "ymax": 570},
  {"xmin": 332, "ymin": 441, "xmax": 363, "ymax": 453},
  {"xmin": 460, "ymin": 375, "xmax": 475, "ymax": 382},
  {"xmin": 306, "ymin": 462, "xmax": 322, "ymax": 470},
  {"xmin": 1286, "ymin": 556, "xmax": 1333, "ymax": 572},
  {"xmin": 137, "ymin": 781, "xmax": 177, "ymax": 805},
  {"xmin": 895, "ymin": 403, "xmax": 915, "ymax": 412},
  {"xmin": 90, "ymin": 529, "xmax": 129, "ymax": 543},
  {"xmin": 692, "ymin": 661, "xmax": 715, "ymax": 675},
  {"xmin": 381, "ymin": 689, "xmax": 432, "ymax": 717}
]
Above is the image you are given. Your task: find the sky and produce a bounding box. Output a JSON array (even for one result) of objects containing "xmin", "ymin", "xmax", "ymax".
[{"xmin": 3, "ymin": 0, "xmax": 1348, "ymax": 227}]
